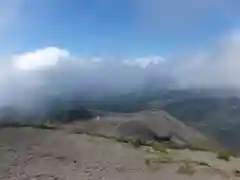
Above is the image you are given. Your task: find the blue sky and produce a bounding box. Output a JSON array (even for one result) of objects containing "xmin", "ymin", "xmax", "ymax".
[{"xmin": 1, "ymin": 0, "xmax": 239, "ymax": 58}]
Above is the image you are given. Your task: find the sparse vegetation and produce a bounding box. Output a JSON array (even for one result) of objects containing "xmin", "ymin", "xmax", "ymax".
[
  {"xmin": 143, "ymin": 157, "xmax": 164, "ymax": 171},
  {"xmin": 128, "ymin": 138, "xmax": 143, "ymax": 148},
  {"xmin": 144, "ymin": 159, "xmax": 151, "ymax": 166},
  {"xmin": 34, "ymin": 121, "xmax": 57, "ymax": 130},
  {"xmin": 217, "ymin": 150, "xmax": 233, "ymax": 161},
  {"xmin": 144, "ymin": 156, "xmax": 173, "ymax": 169},
  {"xmin": 187, "ymin": 137, "xmax": 220, "ymax": 152},
  {"xmin": 233, "ymin": 168, "xmax": 240, "ymax": 177},
  {"xmin": 156, "ymin": 157, "xmax": 173, "ymax": 163},
  {"xmin": 152, "ymin": 142, "xmax": 168, "ymax": 153},
  {"xmin": 0, "ymin": 121, "xmax": 57, "ymax": 130},
  {"xmin": 116, "ymin": 137, "xmax": 130, "ymax": 144},
  {"xmin": 197, "ymin": 161, "xmax": 211, "ymax": 167},
  {"xmin": 176, "ymin": 163, "xmax": 195, "ymax": 176}
]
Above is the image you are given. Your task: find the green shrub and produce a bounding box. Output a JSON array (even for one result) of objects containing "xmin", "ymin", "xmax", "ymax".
[{"xmin": 217, "ymin": 150, "xmax": 233, "ymax": 161}]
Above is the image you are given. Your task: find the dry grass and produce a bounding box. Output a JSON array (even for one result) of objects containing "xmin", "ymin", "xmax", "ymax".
[{"xmin": 144, "ymin": 156, "xmax": 174, "ymax": 171}]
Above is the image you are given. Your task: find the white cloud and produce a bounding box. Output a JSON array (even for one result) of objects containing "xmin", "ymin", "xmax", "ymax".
[
  {"xmin": 12, "ymin": 47, "xmax": 165, "ymax": 72},
  {"xmin": 8, "ymin": 29, "xmax": 240, "ymax": 93},
  {"xmin": 91, "ymin": 57, "xmax": 102, "ymax": 63},
  {"xmin": 2, "ymin": 30, "xmax": 240, "ymax": 108},
  {"xmin": 12, "ymin": 47, "xmax": 104, "ymax": 72},
  {"xmin": 123, "ymin": 56, "xmax": 165, "ymax": 69},
  {"xmin": 169, "ymin": 30, "xmax": 240, "ymax": 88},
  {"xmin": 13, "ymin": 47, "xmax": 70, "ymax": 70}
]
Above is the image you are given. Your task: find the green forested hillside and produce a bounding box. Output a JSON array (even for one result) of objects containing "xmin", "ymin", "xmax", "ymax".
[{"xmin": 163, "ymin": 97, "xmax": 240, "ymax": 150}]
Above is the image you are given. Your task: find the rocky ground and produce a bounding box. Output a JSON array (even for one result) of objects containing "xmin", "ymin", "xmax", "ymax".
[
  {"xmin": 0, "ymin": 127, "xmax": 240, "ymax": 180},
  {"xmin": 62, "ymin": 110, "xmax": 213, "ymax": 149}
]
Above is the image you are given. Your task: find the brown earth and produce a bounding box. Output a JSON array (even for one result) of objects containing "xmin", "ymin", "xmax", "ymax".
[{"xmin": 0, "ymin": 127, "xmax": 240, "ymax": 180}]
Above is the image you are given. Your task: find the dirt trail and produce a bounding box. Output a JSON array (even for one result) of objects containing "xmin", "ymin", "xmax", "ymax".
[{"xmin": 0, "ymin": 127, "xmax": 239, "ymax": 180}]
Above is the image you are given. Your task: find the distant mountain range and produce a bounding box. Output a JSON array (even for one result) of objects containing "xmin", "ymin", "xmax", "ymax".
[
  {"xmin": 1, "ymin": 88, "xmax": 240, "ymax": 151},
  {"xmin": 163, "ymin": 97, "xmax": 240, "ymax": 150},
  {"xmin": 78, "ymin": 89, "xmax": 240, "ymax": 151}
]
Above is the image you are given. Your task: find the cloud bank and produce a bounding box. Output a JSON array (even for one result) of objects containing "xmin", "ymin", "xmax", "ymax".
[
  {"xmin": 123, "ymin": 56, "xmax": 165, "ymax": 69},
  {"xmin": 0, "ymin": 30, "xmax": 240, "ymax": 108},
  {"xmin": 169, "ymin": 31, "xmax": 240, "ymax": 88},
  {"xmin": 13, "ymin": 47, "xmax": 70, "ymax": 70}
]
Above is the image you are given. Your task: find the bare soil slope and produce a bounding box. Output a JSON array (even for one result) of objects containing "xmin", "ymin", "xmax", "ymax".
[
  {"xmin": 0, "ymin": 127, "xmax": 240, "ymax": 180},
  {"xmin": 64, "ymin": 110, "xmax": 214, "ymax": 149}
]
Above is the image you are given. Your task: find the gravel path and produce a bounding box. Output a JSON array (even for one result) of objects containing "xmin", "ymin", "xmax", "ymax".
[{"xmin": 0, "ymin": 127, "xmax": 239, "ymax": 180}]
